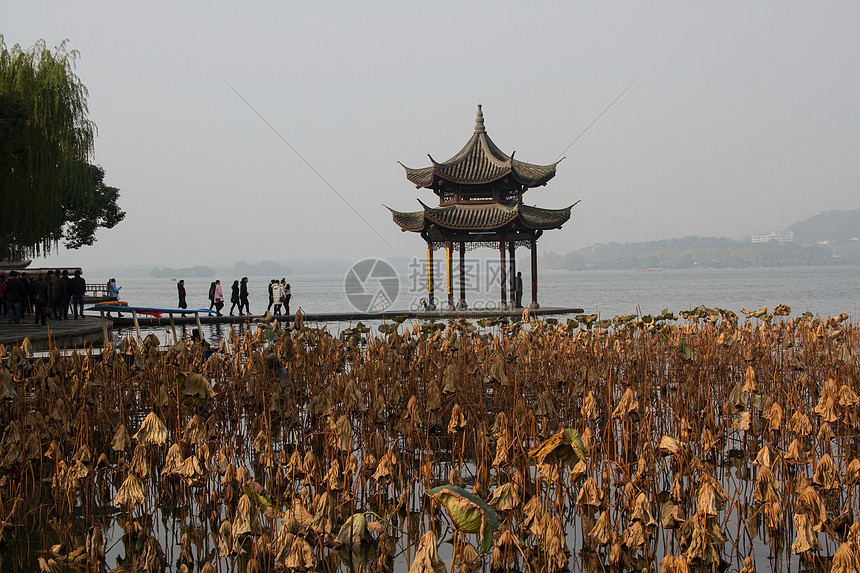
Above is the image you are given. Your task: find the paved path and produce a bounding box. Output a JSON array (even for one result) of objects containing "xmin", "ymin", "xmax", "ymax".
[{"xmin": 0, "ymin": 314, "xmax": 104, "ymax": 350}]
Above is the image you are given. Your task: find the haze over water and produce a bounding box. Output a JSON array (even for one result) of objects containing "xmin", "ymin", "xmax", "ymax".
[{"xmin": 107, "ymin": 266, "xmax": 860, "ymax": 340}]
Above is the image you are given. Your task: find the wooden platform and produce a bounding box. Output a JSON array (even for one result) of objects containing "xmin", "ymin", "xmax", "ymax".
[
  {"xmin": 0, "ymin": 315, "xmax": 104, "ymax": 351},
  {"xmin": 0, "ymin": 306, "xmax": 584, "ymax": 351},
  {"xmin": 106, "ymin": 306, "xmax": 585, "ymax": 326}
]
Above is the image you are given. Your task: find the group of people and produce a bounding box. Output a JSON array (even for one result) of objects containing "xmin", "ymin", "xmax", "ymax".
[
  {"xmin": 266, "ymin": 278, "xmax": 292, "ymax": 316},
  {"xmin": 0, "ymin": 269, "xmax": 88, "ymax": 325},
  {"xmin": 180, "ymin": 277, "xmax": 291, "ymax": 318},
  {"xmin": 204, "ymin": 278, "xmax": 251, "ymax": 317}
]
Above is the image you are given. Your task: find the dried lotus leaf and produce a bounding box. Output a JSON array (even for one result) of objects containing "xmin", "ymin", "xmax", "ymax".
[
  {"xmin": 611, "ymin": 387, "xmax": 638, "ymax": 419},
  {"xmin": 657, "ymin": 435, "xmax": 680, "ymax": 456},
  {"xmin": 177, "ymin": 372, "xmax": 215, "ymax": 399},
  {"xmin": 114, "ymin": 474, "xmax": 145, "ymax": 507},
  {"xmin": 409, "ymin": 530, "xmax": 446, "ymax": 573},
  {"xmin": 791, "ymin": 511, "xmax": 822, "ymax": 554},
  {"xmin": 488, "ymin": 482, "xmax": 519, "ymax": 512},
  {"xmin": 529, "ymin": 428, "xmax": 586, "ymax": 469},
  {"xmin": 133, "ymin": 412, "xmax": 167, "ymax": 446}
]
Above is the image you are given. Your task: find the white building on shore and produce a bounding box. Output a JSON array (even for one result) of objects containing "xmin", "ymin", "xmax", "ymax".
[{"xmin": 751, "ymin": 231, "xmax": 794, "ymax": 243}]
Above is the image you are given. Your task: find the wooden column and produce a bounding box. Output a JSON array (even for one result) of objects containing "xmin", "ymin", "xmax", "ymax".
[
  {"xmin": 458, "ymin": 242, "xmax": 467, "ymax": 309},
  {"xmin": 446, "ymin": 240, "xmax": 454, "ymax": 310},
  {"xmin": 427, "ymin": 244, "xmax": 435, "ymax": 309},
  {"xmin": 508, "ymin": 241, "xmax": 516, "ymax": 308},
  {"xmin": 499, "ymin": 240, "xmax": 507, "ymax": 309},
  {"xmin": 530, "ymin": 237, "xmax": 539, "ymax": 309}
]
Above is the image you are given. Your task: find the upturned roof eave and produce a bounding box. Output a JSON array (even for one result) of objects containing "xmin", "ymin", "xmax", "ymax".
[
  {"xmin": 389, "ymin": 201, "xmax": 575, "ymax": 233},
  {"xmin": 399, "ymin": 107, "xmax": 561, "ymax": 189}
]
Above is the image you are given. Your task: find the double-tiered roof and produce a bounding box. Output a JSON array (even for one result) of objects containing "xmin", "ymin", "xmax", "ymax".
[{"xmin": 390, "ymin": 105, "xmax": 573, "ymax": 235}]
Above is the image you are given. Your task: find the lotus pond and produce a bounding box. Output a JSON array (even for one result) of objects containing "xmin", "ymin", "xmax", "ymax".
[{"xmin": 0, "ymin": 305, "xmax": 859, "ymax": 572}]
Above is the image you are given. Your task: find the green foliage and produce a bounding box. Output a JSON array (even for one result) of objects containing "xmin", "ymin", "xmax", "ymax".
[
  {"xmin": 61, "ymin": 163, "xmax": 125, "ymax": 249},
  {"xmin": 0, "ymin": 36, "xmax": 123, "ymax": 259},
  {"xmin": 427, "ymin": 485, "xmax": 500, "ymax": 553}
]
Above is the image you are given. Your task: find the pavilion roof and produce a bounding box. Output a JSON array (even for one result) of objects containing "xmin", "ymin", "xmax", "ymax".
[
  {"xmin": 400, "ymin": 105, "xmax": 560, "ymax": 189},
  {"xmin": 387, "ymin": 201, "xmax": 573, "ymax": 233}
]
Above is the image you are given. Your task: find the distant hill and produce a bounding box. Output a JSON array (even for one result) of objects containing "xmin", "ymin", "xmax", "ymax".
[
  {"xmin": 150, "ymin": 265, "xmax": 215, "ymax": 278},
  {"xmin": 544, "ymin": 209, "xmax": 860, "ymax": 270},
  {"xmin": 231, "ymin": 260, "xmax": 292, "ymax": 277},
  {"xmin": 788, "ymin": 209, "xmax": 860, "ymax": 244}
]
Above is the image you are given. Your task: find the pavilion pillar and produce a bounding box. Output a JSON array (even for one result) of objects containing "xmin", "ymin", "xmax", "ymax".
[
  {"xmin": 426, "ymin": 244, "xmax": 435, "ymax": 310},
  {"xmin": 529, "ymin": 237, "xmax": 540, "ymax": 309},
  {"xmin": 446, "ymin": 240, "xmax": 454, "ymax": 310},
  {"xmin": 499, "ymin": 240, "xmax": 507, "ymax": 310},
  {"xmin": 458, "ymin": 242, "xmax": 467, "ymax": 309},
  {"xmin": 508, "ymin": 241, "xmax": 517, "ymax": 308}
]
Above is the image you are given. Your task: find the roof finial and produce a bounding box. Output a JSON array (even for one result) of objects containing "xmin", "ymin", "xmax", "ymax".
[{"xmin": 474, "ymin": 104, "xmax": 486, "ymax": 134}]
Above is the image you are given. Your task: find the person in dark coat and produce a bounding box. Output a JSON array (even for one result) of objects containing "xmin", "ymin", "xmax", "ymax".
[
  {"xmin": 177, "ymin": 280, "xmax": 187, "ymax": 317},
  {"xmin": 229, "ymin": 280, "xmax": 241, "ymax": 316},
  {"xmin": 4, "ymin": 271, "xmax": 25, "ymax": 324},
  {"xmin": 69, "ymin": 270, "xmax": 86, "ymax": 318},
  {"xmin": 21, "ymin": 274, "xmax": 32, "ymax": 315},
  {"xmin": 208, "ymin": 281, "xmax": 216, "ymax": 311},
  {"xmin": 283, "ymin": 281, "xmax": 291, "ymax": 316},
  {"xmin": 31, "ymin": 274, "xmax": 50, "ymax": 325},
  {"xmin": 239, "ymin": 276, "xmax": 250, "ymax": 315},
  {"xmin": 49, "ymin": 270, "xmax": 63, "ymax": 319}
]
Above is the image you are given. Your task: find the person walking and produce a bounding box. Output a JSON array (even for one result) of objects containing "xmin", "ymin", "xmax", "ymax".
[
  {"xmin": 31, "ymin": 274, "xmax": 49, "ymax": 325},
  {"xmin": 49, "ymin": 270, "xmax": 63, "ymax": 319},
  {"xmin": 213, "ymin": 280, "xmax": 225, "ymax": 316},
  {"xmin": 208, "ymin": 281, "xmax": 216, "ymax": 311},
  {"xmin": 229, "ymin": 280, "xmax": 241, "ymax": 316},
  {"xmin": 107, "ymin": 278, "xmax": 123, "ymax": 317},
  {"xmin": 239, "ymin": 277, "xmax": 250, "ymax": 315},
  {"xmin": 108, "ymin": 278, "xmax": 122, "ymax": 300},
  {"xmin": 177, "ymin": 279, "xmax": 187, "ymax": 317},
  {"xmin": 4, "ymin": 271, "xmax": 25, "ymax": 325},
  {"xmin": 272, "ymin": 279, "xmax": 285, "ymax": 315},
  {"xmin": 266, "ymin": 279, "xmax": 276, "ymax": 313},
  {"xmin": 69, "ymin": 269, "xmax": 86, "ymax": 318},
  {"xmin": 21, "ymin": 274, "xmax": 32, "ymax": 316}
]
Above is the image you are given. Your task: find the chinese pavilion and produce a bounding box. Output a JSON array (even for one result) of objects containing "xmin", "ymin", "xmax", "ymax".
[{"xmin": 389, "ymin": 105, "xmax": 575, "ymax": 310}]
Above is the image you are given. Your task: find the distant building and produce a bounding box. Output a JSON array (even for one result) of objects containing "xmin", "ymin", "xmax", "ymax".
[{"xmin": 751, "ymin": 231, "xmax": 793, "ymax": 243}]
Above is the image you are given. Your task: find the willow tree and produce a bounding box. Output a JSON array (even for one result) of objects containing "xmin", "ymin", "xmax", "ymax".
[{"xmin": 0, "ymin": 36, "xmax": 123, "ymax": 260}]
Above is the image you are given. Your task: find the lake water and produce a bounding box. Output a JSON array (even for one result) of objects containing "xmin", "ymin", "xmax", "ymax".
[{"xmin": 103, "ymin": 266, "xmax": 860, "ymax": 322}]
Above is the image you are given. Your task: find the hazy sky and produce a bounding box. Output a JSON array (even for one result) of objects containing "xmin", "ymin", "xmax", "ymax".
[{"xmin": 6, "ymin": 1, "xmax": 859, "ymax": 269}]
